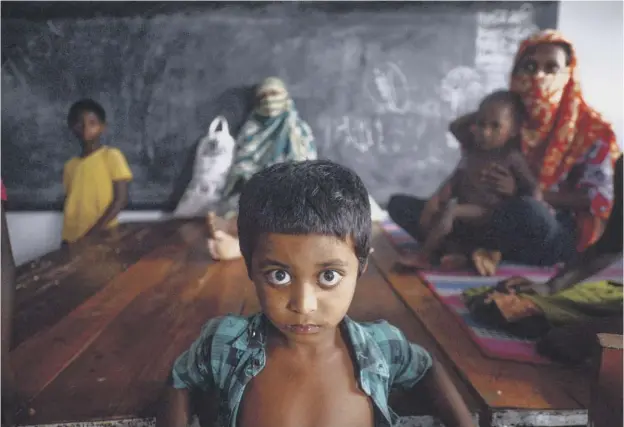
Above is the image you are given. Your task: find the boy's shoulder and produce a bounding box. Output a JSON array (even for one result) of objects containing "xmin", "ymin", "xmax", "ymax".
[
  {"xmin": 343, "ymin": 317, "xmax": 416, "ymax": 359},
  {"xmin": 64, "ymin": 156, "xmax": 80, "ymax": 168},
  {"xmin": 346, "ymin": 317, "xmax": 406, "ymax": 342},
  {"xmin": 344, "ymin": 317, "xmax": 433, "ymax": 389},
  {"xmin": 104, "ymin": 146, "xmax": 127, "ymax": 157},
  {"xmin": 196, "ymin": 313, "xmax": 256, "ymax": 340}
]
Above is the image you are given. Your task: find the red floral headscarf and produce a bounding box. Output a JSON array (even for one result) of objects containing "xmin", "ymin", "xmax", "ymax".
[{"xmin": 510, "ymin": 29, "xmax": 620, "ymax": 249}]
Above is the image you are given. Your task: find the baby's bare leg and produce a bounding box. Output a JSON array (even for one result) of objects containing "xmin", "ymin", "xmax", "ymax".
[
  {"xmin": 421, "ymin": 203, "xmax": 461, "ymax": 254},
  {"xmin": 397, "ymin": 203, "xmax": 490, "ymax": 270},
  {"xmin": 452, "ymin": 204, "xmax": 491, "ymax": 226},
  {"xmin": 448, "ymin": 205, "xmax": 501, "ymax": 275},
  {"xmin": 423, "ymin": 203, "xmax": 490, "ymax": 256}
]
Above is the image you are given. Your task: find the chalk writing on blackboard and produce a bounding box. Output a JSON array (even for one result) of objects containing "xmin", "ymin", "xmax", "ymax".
[
  {"xmin": 1, "ymin": 58, "xmax": 27, "ymax": 90},
  {"xmin": 334, "ymin": 116, "xmax": 380, "ymax": 154},
  {"xmin": 475, "ymin": 3, "xmax": 539, "ymax": 92},
  {"xmin": 440, "ymin": 66, "xmax": 484, "ymax": 116},
  {"xmin": 365, "ymin": 61, "xmax": 411, "ymax": 114},
  {"xmin": 47, "ymin": 21, "xmax": 63, "ymax": 36}
]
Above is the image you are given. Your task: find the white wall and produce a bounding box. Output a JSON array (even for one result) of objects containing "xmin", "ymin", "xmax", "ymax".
[
  {"xmin": 5, "ymin": 1, "xmax": 624, "ymax": 266},
  {"xmin": 558, "ymin": 0, "xmax": 624, "ymax": 144},
  {"xmin": 6, "ymin": 211, "xmax": 169, "ymax": 266}
]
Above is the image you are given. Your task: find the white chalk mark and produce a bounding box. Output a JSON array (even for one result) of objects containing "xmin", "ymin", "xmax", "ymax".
[
  {"xmin": 413, "ymin": 99, "xmax": 443, "ymax": 119},
  {"xmin": 508, "ymin": 3, "xmax": 535, "ymax": 25},
  {"xmin": 475, "ymin": 4, "xmax": 537, "ymax": 93},
  {"xmin": 373, "ymin": 118, "xmax": 385, "ymax": 151},
  {"xmin": 365, "ymin": 61, "xmax": 411, "ymax": 114},
  {"xmin": 440, "ymin": 66, "xmax": 483, "ymax": 115},
  {"xmin": 47, "ymin": 21, "xmax": 63, "ymax": 36},
  {"xmin": 335, "ymin": 116, "xmax": 378, "ymax": 154},
  {"xmin": 375, "ymin": 118, "xmax": 401, "ymax": 154},
  {"xmin": 414, "ymin": 120, "xmax": 427, "ymax": 142},
  {"xmin": 2, "ymin": 59, "xmax": 28, "ymax": 90}
]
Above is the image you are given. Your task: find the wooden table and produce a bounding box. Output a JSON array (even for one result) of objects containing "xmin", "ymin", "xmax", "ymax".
[{"xmin": 10, "ymin": 220, "xmax": 590, "ymax": 427}]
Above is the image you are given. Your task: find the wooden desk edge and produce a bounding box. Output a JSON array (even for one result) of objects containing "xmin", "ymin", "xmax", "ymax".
[{"xmin": 597, "ymin": 333, "xmax": 624, "ymax": 350}]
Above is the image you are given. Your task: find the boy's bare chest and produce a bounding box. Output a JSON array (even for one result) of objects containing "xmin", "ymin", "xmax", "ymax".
[{"xmin": 237, "ymin": 351, "xmax": 375, "ymax": 427}]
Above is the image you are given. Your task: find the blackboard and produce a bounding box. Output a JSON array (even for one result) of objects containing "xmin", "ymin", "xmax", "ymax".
[{"xmin": 1, "ymin": 1, "xmax": 558, "ymax": 210}]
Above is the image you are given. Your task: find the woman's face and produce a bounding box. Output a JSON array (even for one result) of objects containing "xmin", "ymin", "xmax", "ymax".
[{"xmin": 515, "ymin": 43, "xmax": 569, "ymax": 76}]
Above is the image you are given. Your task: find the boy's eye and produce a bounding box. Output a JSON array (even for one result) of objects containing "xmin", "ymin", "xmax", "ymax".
[
  {"xmin": 318, "ymin": 270, "xmax": 343, "ymax": 288},
  {"xmin": 265, "ymin": 269, "xmax": 291, "ymax": 286}
]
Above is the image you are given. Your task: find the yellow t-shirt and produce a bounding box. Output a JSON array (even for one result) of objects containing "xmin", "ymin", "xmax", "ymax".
[{"xmin": 62, "ymin": 146, "xmax": 133, "ymax": 242}]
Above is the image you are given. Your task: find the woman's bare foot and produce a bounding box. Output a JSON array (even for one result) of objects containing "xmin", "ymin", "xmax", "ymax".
[
  {"xmin": 206, "ymin": 211, "xmax": 242, "ymax": 261},
  {"xmin": 207, "ymin": 230, "xmax": 242, "ymax": 261},
  {"xmin": 439, "ymin": 253, "xmax": 469, "ymax": 271},
  {"xmin": 471, "ymin": 248, "xmax": 502, "ymax": 276}
]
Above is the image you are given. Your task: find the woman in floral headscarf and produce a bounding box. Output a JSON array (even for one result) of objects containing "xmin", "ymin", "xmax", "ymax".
[
  {"xmin": 455, "ymin": 31, "xmax": 622, "ymax": 361},
  {"xmin": 389, "ymin": 29, "xmax": 620, "ymax": 274},
  {"xmin": 207, "ymin": 77, "xmax": 317, "ymax": 260}
]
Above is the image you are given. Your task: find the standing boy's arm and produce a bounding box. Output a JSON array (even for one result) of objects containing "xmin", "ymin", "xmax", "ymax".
[
  {"xmin": 413, "ymin": 360, "xmax": 474, "ymax": 427},
  {"xmin": 84, "ymin": 148, "xmax": 133, "ymax": 237},
  {"xmin": 84, "ymin": 180, "xmax": 129, "ymax": 236}
]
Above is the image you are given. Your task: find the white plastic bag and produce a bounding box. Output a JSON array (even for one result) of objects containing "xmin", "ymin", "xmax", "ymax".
[
  {"xmin": 369, "ymin": 195, "xmax": 388, "ymax": 222},
  {"xmin": 174, "ymin": 116, "xmax": 236, "ymax": 218}
]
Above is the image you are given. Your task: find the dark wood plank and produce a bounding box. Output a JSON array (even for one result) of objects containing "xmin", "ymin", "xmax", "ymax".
[
  {"xmin": 114, "ymin": 259, "xmax": 251, "ymax": 420},
  {"xmin": 12, "ymin": 221, "xmax": 181, "ymax": 347},
  {"xmin": 369, "ymin": 224, "xmax": 584, "ymax": 413},
  {"xmin": 11, "ymin": 222, "xmax": 205, "ymax": 406},
  {"xmin": 18, "ymin": 224, "xmax": 244, "ymax": 424}
]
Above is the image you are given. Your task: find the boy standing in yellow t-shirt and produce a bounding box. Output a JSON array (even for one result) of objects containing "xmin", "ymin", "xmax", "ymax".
[{"xmin": 62, "ymin": 99, "xmax": 133, "ymax": 244}]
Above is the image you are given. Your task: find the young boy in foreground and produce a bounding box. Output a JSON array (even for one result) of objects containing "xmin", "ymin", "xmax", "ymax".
[
  {"xmin": 158, "ymin": 160, "xmax": 474, "ymax": 427},
  {"xmin": 62, "ymin": 99, "xmax": 133, "ymax": 244}
]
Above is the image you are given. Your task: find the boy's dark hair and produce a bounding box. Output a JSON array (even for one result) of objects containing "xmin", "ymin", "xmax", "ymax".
[
  {"xmin": 480, "ymin": 89, "xmax": 528, "ymax": 129},
  {"xmin": 67, "ymin": 99, "xmax": 106, "ymax": 126},
  {"xmin": 237, "ymin": 160, "xmax": 372, "ymax": 276}
]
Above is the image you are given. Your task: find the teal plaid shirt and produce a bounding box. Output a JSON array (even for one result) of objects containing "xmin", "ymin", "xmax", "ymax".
[{"xmin": 172, "ymin": 313, "xmax": 432, "ymax": 427}]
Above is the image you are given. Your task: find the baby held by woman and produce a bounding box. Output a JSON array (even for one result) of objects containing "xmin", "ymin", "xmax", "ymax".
[{"xmin": 401, "ymin": 90, "xmax": 542, "ymax": 271}]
